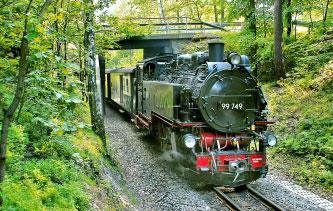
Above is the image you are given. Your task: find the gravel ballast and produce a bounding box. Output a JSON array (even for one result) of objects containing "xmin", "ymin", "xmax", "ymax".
[{"xmin": 105, "ymin": 107, "xmax": 333, "ymax": 210}]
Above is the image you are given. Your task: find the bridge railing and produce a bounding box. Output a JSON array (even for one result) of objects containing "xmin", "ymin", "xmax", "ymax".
[{"xmin": 129, "ymin": 17, "xmax": 242, "ymax": 34}]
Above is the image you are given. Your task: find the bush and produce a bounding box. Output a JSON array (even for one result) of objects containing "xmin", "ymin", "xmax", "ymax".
[
  {"xmin": 33, "ymin": 137, "xmax": 76, "ymax": 159},
  {"xmin": 2, "ymin": 158, "xmax": 90, "ymax": 210}
]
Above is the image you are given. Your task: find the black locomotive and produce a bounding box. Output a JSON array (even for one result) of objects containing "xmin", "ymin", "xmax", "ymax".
[{"xmin": 105, "ymin": 41, "xmax": 277, "ymax": 187}]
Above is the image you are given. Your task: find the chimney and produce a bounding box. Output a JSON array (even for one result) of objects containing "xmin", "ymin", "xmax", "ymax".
[{"xmin": 208, "ymin": 40, "xmax": 224, "ymax": 62}]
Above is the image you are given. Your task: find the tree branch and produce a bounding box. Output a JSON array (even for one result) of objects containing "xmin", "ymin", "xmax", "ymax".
[
  {"xmin": 0, "ymin": 0, "xmax": 14, "ymax": 10},
  {"xmin": 39, "ymin": 0, "xmax": 53, "ymax": 18}
]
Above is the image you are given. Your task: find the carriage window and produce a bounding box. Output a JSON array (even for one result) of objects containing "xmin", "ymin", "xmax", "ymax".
[
  {"xmin": 144, "ymin": 63, "xmax": 156, "ymax": 79},
  {"xmin": 126, "ymin": 79, "xmax": 129, "ymax": 92}
]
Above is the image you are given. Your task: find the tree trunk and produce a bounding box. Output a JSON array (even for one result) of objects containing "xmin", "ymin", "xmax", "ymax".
[
  {"xmin": 194, "ymin": 3, "xmax": 202, "ymax": 22},
  {"xmin": 294, "ymin": 13, "xmax": 297, "ymax": 40},
  {"xmin": 274, "ymin": 0, "xmax": 285, "ymax": 79},
  {"xmin": 248, "ymin": 0, "xmax": 256, "ymax": 36},
  {"xmin": 0, "ymin": 117, "xmax": 11, "ymax": 183},
  {"xmin": 286, "ymin": 0, "xmax": 292, "ymax": 38},
  {"xmin": 213, "ymin": 1, "xmax": 218, "ymax": 23},
  {"xmin": 15, "ymin": 87, "xmax": 26, "ymax": 123},
  {"xmin": 220, "ymin": 0, "xmax": 225, "ymax": 24},
  {"xmin": 0, "ymin": 1, "xmax": 33, "ymax": 205},
  {"xmin": 84, "ymin": 0, "xmax": 106, "ymax": 147},
  {"xmin": 63, "ymin": 4, "xmax": 69, "ymax": 87},
  {"xmin": 323, "ymin": 0, "xmax": 330, "ymax": 27},
  {"xmin": 263, "ymin": 5, "xmax": 267, "ymax": 38},
  {"xmin": 176, "ymin": 9, "xmax": 180, "ymax": 22},
  {"xmin": 246, "ymin": 0, "xmax": 257, "ymax": 76},
  {"xmin": 157, "ymin": 0, "xmax": 168, "ymax": 32},
  {"xmin": 214, "ymin": 5, "xmax": 218, "ymax": 22}
]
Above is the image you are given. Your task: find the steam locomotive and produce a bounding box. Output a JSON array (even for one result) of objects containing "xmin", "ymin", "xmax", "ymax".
[{"xmin": 105, "ymin": 41, "xmax": 277, "ymax": 187}]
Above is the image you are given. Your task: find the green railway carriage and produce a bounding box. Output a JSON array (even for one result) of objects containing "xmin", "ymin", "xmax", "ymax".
[{"xmin": 106, "ymin": 68, "xmax": 136, "ymax": 115}]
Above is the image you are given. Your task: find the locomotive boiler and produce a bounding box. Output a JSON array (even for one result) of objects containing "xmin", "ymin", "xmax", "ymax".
[{"xmin": 105, "ymin": 41, "xmax": 277, "ymax": 187}]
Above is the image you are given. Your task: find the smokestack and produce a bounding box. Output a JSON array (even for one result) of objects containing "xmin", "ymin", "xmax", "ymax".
[{"xmin": 208, "ymin": 40, "xmax": 224, "ymax": 62}]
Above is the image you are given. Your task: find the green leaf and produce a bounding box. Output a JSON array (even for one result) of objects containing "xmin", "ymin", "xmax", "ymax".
[
  {"xmin": 24, "ymin": 31, "xmax": 38, "ymax": 41},
  {"xmin": 55, "ymin": 56, "xmax": 62, "ymax": 62},
  {"xmin": 34, "ymin": 52, "xmax": 48, "ymax": 59},
  {"xmin": 64, "ymin": 63, "xmax": 80, "ymax": 71},
  {"xmin": 55, "ymin": 92, "xmax": 64, "ymax": 100},
  {"xmin": 78, "ymin": 122, "xmax": 86, "ymax": 129},
  {"xmin": 65, "ymin": 97, "xmax": 82, "ymax": 104},
  {"xmin": 63, "ymin": 122, "xmax": 77, "ymax": 132}
]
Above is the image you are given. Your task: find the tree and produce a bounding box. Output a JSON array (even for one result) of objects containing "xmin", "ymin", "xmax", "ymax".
[
  {"xmin": 286, "ymin": 0, "xmax": 292, "ymax": 38},
  {"xmin": 84, "ymin": 0, "xmax": 106, "ymax": 146},
  {"xmin": 246, "ymin": 0, "xmax": 258, "ymax": 76},
  {"xmin": 247, "ymin": 0, "xmax": 257, "ymax": 36},
  {"xmin": 0, "ymin": 0, "xmax": 31, "ymax": 186},
  {"xmin": 274, "ymin": 0, "xmax": 285, "ymax": 79},
  {"xmin": 0, "ymin": 0, "xmax": 52, "ymax": 203},
  {"xmin": 322, "ymin": 0, "xmax": 331, "ymax": 22},
  {"xmin": 322, "ymin": 0, "xmax": 331, "ymax": 30},
  {"xmin": 221, "ymin": 0, "xmax": 225, "ymax": 23},
  {"xmin": 213, "ymin": 0, "xmax": 218, "ymax": 22},
  {"xmin": 157, "ymin": 0, "xmax": 168, "ymax": 31}
]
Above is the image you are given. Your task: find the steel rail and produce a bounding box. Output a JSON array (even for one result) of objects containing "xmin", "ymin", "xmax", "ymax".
[
  {"xmin": 246, "ymin": 185, "xmax": 285, "ymax": 211},
  {"xmin": 214, "ymin": 186, "xmax": 286, "ymax": 211},
  {"xmin": 213, "ymin": 187, "xmax": 242, "ymax": 211}
]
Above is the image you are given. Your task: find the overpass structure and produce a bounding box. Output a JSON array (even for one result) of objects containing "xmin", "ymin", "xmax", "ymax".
[
  {"xmin": 109, "ymin": 33, "xmax": 220, "ymax": 58},
  {"xmin": 104, "ymin": 16, "xmax": 241, "ymax": 58}
]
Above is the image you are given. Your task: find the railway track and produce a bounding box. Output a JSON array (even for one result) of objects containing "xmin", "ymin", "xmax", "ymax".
[{"xmin": 213, "ymin": 185, "xmax": 286, "ymax": 211}]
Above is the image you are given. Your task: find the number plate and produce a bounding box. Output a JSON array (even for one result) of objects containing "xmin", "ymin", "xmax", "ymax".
[{"xmin": 218, "ymin": 102, "xmax": 244, "ymax": 110}]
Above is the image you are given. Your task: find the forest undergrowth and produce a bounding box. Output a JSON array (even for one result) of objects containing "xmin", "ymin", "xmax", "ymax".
[
  {"xmin": 264, "ymin": 32, "xmax": 333, "ymax": 192},
  {"xmin": 0, "ymin": 87, "xmax": 126, "ymax": 210}
]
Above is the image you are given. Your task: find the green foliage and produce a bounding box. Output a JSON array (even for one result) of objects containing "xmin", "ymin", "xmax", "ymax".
[
  {"xmin": 2, "ymin": 158, "xmax": 90, "ymax": 210},
  {"xmin": 284, "ymin": 33, "xmax": 333, "ymax": 76},
  {"xmin": 269, "ymin": 153, "xmax": 333, "ymax": 192},
  {"xmin": 0, "ymin": 1, "xmax": 125, "ymax": 209},
  {"xmin": 7, "ymin": 123, "xmax": 29, "ymax": 161},
  {"xmin": 264, "ymin": 32, "xmax": 333, "ymax": 191},
  {"xmin": 1, "ymin": 108, "xmax": 117, "ymax": 210},
  {"xmin": 33, "ymin": 138, "xmax": 76, "ymax": 159},
  {"xmin": 106, "ymin": 49, "xmax": 143, "ymax": 68}
]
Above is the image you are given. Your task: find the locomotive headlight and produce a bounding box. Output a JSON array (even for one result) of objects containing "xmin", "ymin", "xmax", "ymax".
[
  {"xmin": 183, "ymin": 134, "xmax": 196, "ymax": 148},
  {"xmin": 227, "ymin": 52, "xmax": 242, "ymax": 65},
  {"xmin": 266, "ymin": 134, "xmax": 277, "ymax": 147}
]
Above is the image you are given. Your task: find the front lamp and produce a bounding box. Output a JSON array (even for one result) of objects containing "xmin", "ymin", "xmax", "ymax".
[
  {"xmin": 227, "ymin": 52, "xmax": 242, "ymax": 65},
  {"xmin": 183, "ymin": 134, "xmax": 196, "ymax": 148},
  {"xmin": 266, "ymin": 134, "xmax": 277, "ymax": 147}
]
